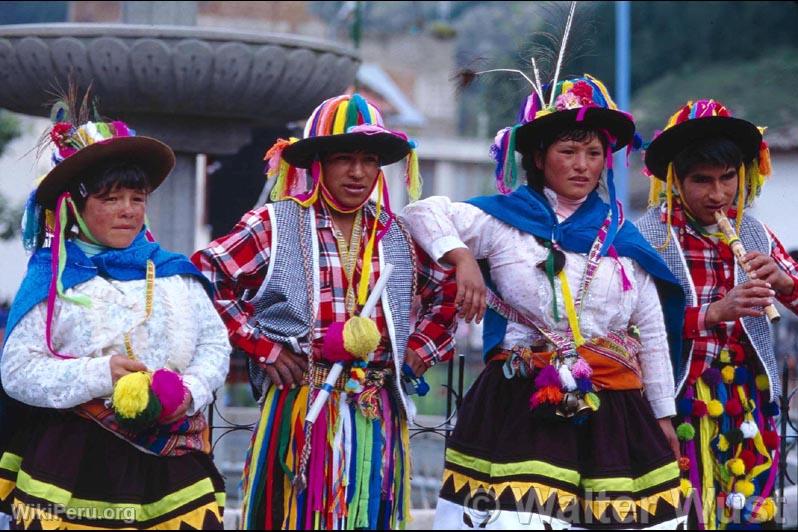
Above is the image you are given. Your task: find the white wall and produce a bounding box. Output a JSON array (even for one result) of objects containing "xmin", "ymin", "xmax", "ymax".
[
  {"xmin": 749, "ymin": 151, "xmax": 798, "ymax": 251},
  {"xmin": 0, "ymin": 114, "xmax": 51, "ymax": 303}
]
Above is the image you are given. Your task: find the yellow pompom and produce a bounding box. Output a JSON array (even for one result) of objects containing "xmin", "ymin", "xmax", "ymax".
[
  {"xmin": 727, "ymin": 458, "xmax": 745, "ymax": 477},
  {"xmin": 755, "ymin": 375, "xmax": 770, "ymax": 392},
  {"xmin": 343, "ymin": 316, "xmax": 382, "ymax": 359},
  {"xmin": 719, "ymin": 349, "xmax": 731, "ymax": 364},
  {"xmin": 680, "ymin": 478, "xmax": 693, "ymax": 498},
  {"xmin": 717, "ymin": 434, "xmax": 730, "ymax": 452},
  {"xmin": 351, "ymin": 367, "xmax": 366, "ymax": 381},
  {"xmin": 708, "ymin": 400, "xmax": 725, "ymax": 418},
  {"xmin": 734, "ymin": 479, "xmax": 755, "ymax": 498},
  {"xmin": 753, "ymin": 497, "xmax": 777, "ymax": 522},
  {"xmin": 721, "ymin": 365, "xmax": 736, "ymax": 384},
  {"xmin": 112, "ymin": 371, "xmax": 152, "ymax": 419}
]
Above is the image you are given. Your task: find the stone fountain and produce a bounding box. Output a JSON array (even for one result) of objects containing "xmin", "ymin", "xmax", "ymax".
[{"xmin": 0, "ymin": 7, "xmax": 359, "ymax": 255}]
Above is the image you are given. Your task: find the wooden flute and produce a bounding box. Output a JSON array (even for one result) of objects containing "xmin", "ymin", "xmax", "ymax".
[{"xmin": 714, "ymin": 211, "xmax": 781, "ymax": 323}]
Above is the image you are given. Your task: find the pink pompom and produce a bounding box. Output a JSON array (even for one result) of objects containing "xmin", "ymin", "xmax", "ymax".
[
  {"xmin": 321, "ymin": 321, "xmax": 354, "ymax": 363},
  {"xmin": 151, "ymin": 369, "xmax": 185, "ymax": 419},
  {"xmin": 534, "ymin": 365, "xmax": 561, "ymax": 388},
  {"xmin": 571, "ymin": 358, "xmax": 593, "ymax": 379}
]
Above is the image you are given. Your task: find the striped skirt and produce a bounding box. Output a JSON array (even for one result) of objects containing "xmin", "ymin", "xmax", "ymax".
[
  {"xmin": 434, "ymin": 360, "xmax": 686, "ymax": 530},
  {"xmin": 240, "ymin": 381, "xmax": 411, "ymax": 530},
  {"xmin": 0, "ymin": 409, "xmax": 225, "ymax": 530}
]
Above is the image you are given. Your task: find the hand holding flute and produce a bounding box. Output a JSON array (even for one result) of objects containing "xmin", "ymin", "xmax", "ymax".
[{"xmin": 714, "ymin": 211, "xmax": 781, "ymax": 323}]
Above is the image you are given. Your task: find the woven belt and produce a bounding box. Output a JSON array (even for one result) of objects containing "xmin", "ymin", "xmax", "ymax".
[{"xmin": 307, "ymin": 363, "xmax": 394, "ymax": 392}]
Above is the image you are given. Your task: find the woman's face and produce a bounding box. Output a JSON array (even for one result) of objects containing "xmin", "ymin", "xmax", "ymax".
[
  {"xmin": 535, "ymin": 135, "xmax": 606, "ymax": 201},
  {"xmin": 79, "ymin": 186, "xmax": 147, "ymax": 248}
]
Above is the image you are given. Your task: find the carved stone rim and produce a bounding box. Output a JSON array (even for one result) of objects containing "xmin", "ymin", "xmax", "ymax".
[{"xmin": 0, "ymin": 23, "xmax": 358, "ymax": 59}]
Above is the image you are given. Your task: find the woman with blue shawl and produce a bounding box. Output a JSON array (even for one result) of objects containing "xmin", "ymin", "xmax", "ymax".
[
  {"xmin": 0, "ymin": 92, "xmax": 230, "ymax": 529},
  {"xmin": 401, "ymin": 75, "xmax": 688, "ymax": 529}
]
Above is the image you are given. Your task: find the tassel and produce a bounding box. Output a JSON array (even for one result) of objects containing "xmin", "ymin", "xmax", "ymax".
[
  {"xmin": 736, "ymin": 162, "xmax": 745, "ymax": 234},
  {"xmin": 657, "ymin": 163, "xmax": 675, "ymax": 250},
  {"xmin": 357, "ymin": 174, "xmax": 384, "ymax": 306},
  {"xmin": 558, "ymin": 364, "xmax": 577, "ymax": 392},
  {"xmin": 404, "ymin": 145, "xmax": 422, "ymax": 202},
  {"xmin": 342, "ymin": 316, "xmax": 381, "ymax": 360},
  {"xmin": 530, "ymin": 385, "xmax": 563, "ymax": 409},
  {"xmin": 357, "ymin": 386, "xmax": 381, "ymax": 420},
  {"xmin": 758, "ymin": 140, "xmax": 772, "ymax": 177},
  {"xmin": 570, "ymin": 357, "xmax": 592, "ymax": 378},
  {"xmin": 534, "ymin": 364, "xmax": 561, "ymax": 388},
  {"xmin": 21, "ymin": 190, "xmax": 43, "ymax": 252},
  {"xmin": 501, "ymin": 125, "xmax": 520, "ymax": 193},
  {"xmin": 647, "ymin": 175, "xmax": 663, "ymax": 207}
]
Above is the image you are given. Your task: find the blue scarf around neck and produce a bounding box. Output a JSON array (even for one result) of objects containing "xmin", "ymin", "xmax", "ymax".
[{"xmin": 466, "ymin": 185, "xmax": 686, "ymax": 370}]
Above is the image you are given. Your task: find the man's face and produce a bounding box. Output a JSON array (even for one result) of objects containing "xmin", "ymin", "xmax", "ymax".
[
  {"xmin": 321, "ymin": 151, "xmax": 381, "ymax": 210},
  {"xmin": 679, "ymin": 163, "xmax": 739, "ymax": 226}
]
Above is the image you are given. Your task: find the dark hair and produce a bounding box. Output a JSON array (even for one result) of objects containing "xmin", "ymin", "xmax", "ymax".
[
  {"xmin": 521, "ymin": 126, "xmax": 609, "ymax": 193},
  {"xmin": 673, "ymin": 137, "xmax": 744, "ymax": 182},
  {"xmin": 67, "ymin": 161, "xmax": 152, "ymax": 212}
]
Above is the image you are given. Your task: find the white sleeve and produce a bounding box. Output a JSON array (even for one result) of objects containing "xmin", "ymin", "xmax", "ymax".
[
  {"xmin": 0, "ymin": 304, "xmax": 114, "ymax": 409},
  {"xmin": 400, "ymin": 196, "xmax": 498, "ymax": 264},
  {"xmin": 180, "ymin": 278, "xmax": 232, "ymax": 415},
  {"xmin": 631, "ymin": 266, "xmax": 677, "ymax": 419}
]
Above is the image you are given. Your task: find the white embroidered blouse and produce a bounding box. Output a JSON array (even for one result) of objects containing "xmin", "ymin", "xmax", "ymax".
[
  {"xmin": 1, "ymin": 273, "xmax": 231, "ymax": 416},
  {"xmin": 400, "ymin": 192, "xmax": 676, "ymax": 419}
]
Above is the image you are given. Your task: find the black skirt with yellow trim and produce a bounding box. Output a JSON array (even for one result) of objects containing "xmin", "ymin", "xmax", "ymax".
[
  {"xmin": 435, "ymin": 361, "xmax": 686, "ymax": 530},
  {"xmin": 0, "ymin": 409, "xmax": 225, "ymax": 530}
]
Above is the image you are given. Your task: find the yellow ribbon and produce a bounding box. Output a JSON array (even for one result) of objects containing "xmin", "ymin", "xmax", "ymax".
[{"xmin": 557, "ymin": 269, "xmax": 586, "ymax": 347}]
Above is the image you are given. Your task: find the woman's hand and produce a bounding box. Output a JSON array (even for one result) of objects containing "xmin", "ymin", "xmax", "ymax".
[
  {"xmin": 109, "ymin": 355, "xmax": 148, "ymax": 384},
  {"xmin": 442, "ymin": 247, "xmax": 487, "ymax": 324},
  {"xmin": 160, "ymin": 389, "xmax": 193, "ymax": 425},
  {"xmin": 658, "ymin": 417, "xmax": 681, "ymax": 460}
]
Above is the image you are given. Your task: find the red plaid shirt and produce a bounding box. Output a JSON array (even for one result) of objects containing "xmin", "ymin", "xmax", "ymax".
[
  {"xmin": 665, "ymin": 201, "xmax": 798, "ymax": 382},
  {"xmin": 192, "ymin": 200, "xmax": 458, "ymax": 368}
]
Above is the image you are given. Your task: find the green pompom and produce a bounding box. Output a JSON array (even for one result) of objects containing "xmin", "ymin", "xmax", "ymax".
[
  {"xmin": 676, "ymin": 422, "xmax": 696, "ymax": 441},
  {"xmin": 115, "ymin": 388, "xmax": 162, "ymax": 433}
]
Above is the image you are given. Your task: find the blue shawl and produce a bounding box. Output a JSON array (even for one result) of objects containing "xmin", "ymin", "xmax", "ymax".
[
  {"xmin": 466, "ymin": 186, "xmax": 685, "ymax": 369},
  {"xmin": 0, "ymin": 231, "xmax": 210, "ymax": 445}
]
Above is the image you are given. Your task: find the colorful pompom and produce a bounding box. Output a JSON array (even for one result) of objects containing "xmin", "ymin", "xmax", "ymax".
[
  {"xmin": 692, "ymin": 400, "xmax": 708, "ymax": 417},
  {"xmin": 678, "ymin": 457, "xmax": 691, "ymax": 471},
  {"xmin": 530, "ymin": 386, "xmax": 563, "ymax": 409},
  {"xmin": 714, "ymin": 434, "xmax": 730, "ymax": 453},
  {"xmin": 740, "ymin": 420, "xmax": 759, "ymax": 439},
  {"xmin": 762, "ymin": 430, "xmax": 779, "ymax": 450},
  {"xmin": 570, "ymin": 357, "xmax": 593, "ymax": 379},
  {"xmin": 534, "ymin": 365, "xmax": 561, "ymax": 388},
  {"xmin": 726, "ymin": 397, "xmax": 744, "ymax": 417},
  {"xmin": 702, "ymin": 367, "xmax": 722, "ymax": 387},
  {"xmin": 762, "ymin": 402, "xmax": 780, "ymax": 418},
  {"xmin": 707, "ymin": 399, "xmax": 724, "ymax": 417},
  {"xmin": 680, "ymin": 478, "xmax": 693, "ymax": 498},
  {"xmin": 719, "ymin": 350, "xmax": 732, "ymax": 364},
  {"xmin": 677, "ymin": 398, "xmax": 694, "ymax": 417},
  {"xmin": 752, "ymin": 497, "xmax": 777, "ymax": 522},
  {"xmin": 321, "ymin": 321, "xmax": 354, "ymax": 363},
  {"xmin": 576, "ymin": 377, "xmax": 593, "ymax": 393},
  {"xmin": 721, "ymin": 365, "xmax": 736, "ymax": 384},
  {"xmin": 584, "ymin": 392, "xmax": 601, "ymax": 411},
  {"xmin": 342, "ymin": 316, "xmax": 381, "ymax": 359},
  {"xmin": 726, "ymin": 492, "xmax": 746, "ymax": 510},
  {"xmin": 734, "ymin": 480, "xmax": 755, "ymax": 498},
  {"xmin": 726, "ymin": 428, "xmax": 744, "ymax": 447},
  {"xmin": 739, "ymin": 450, "xmax": 756, "ymax": 471},
  {"xmin": 676, "ymin": 422, "xmax": 696, "ymax": 441},
  {"xmin": 151, "ymin": 368, "xmax": 185, "ymax": 421},
  {"xmin": 112, "ymin": 371, "xmax": 162, "ymax": 432},
  {"xmin": 734, "ymin": 367, "xmax": 750, "ymax": 385},
  {"xmin": 558, "ymin": 365, "xmax": 578, "ymax": 392},
  {"xmin": 727, "ymin": 458, "xmax": 745, "ymax": 477},
  {"xmin": 755, "ymin": 374, "xmax": 770, "ymax": 392}
]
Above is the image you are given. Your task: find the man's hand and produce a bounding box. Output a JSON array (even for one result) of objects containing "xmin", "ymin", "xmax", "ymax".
[
  {"xmin": 743, "ymin": 251, "xmax": 794, "ymax": 295},
  {"xmin": 705, "ymin": 279, "xmax": 775, "ymax": 327},
  {"xmin": 658, "ymin": 418, "xmax": 681, "ymax": 460},
  {"xmin": 442, "ymin": 247, "xmax": 486, "ymax": 324},
  {"xmin": 110, "ymin": 355, "xmax": 148, "ymax": 384},
  {"xmin": 261, "ymin": 347, "xmax": 308, "ymax": 390},
  {"xmin": 405, "ymin": 348, "xmax": 429, "ymax": 378}
]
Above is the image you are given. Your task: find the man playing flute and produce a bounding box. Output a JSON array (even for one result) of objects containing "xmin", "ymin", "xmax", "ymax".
[{"xmin": 636, "ymin": 99, "xmax": 794, "ymax": 528}]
